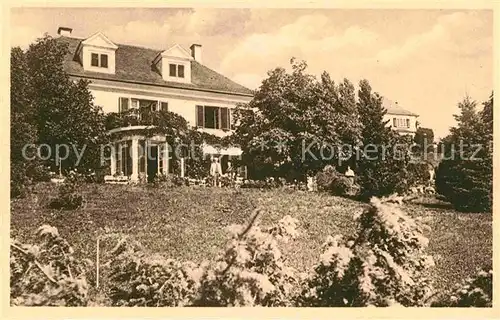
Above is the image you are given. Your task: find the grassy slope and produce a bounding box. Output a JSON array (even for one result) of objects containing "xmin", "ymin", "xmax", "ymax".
[{"xmin": 11, "ymin": 183, "xmax": 492, "ymax": 293}]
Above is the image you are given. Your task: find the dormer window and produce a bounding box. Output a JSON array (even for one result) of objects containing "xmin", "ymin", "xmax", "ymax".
[
  {"xmin": 153, "ymin": 44, "xmax": 193, "ymax": 83},
  {"xmin": 169, "ymin": 64, "xmax": 185, "ymax": 78},
  {"xmin": 91, "ymin": 53, "xmax": 108, "ymax": 68},
  {"xmin": 76, "ymin": 31, "xmax": 118, "ymax": 74}
]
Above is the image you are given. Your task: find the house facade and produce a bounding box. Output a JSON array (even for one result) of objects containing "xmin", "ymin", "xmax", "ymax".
[
  {"xmin": 382, "ymin": 97, "xmax": 419, "ymax": 137},
  {"xmin": 56, "ymin": 27, "xmax": 253, "ymax": 182}
]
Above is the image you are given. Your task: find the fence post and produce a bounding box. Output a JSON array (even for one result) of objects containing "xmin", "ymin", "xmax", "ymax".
[{"xmin": 96, "ymin": 237, "xmax": 100, "ymax": 288}]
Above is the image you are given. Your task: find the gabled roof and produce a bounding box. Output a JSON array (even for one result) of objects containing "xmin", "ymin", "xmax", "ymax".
[
  {"xmin": 382, "ymin": 97, "xmax": 418, "ymax": 117},
  {"xmin": 57, "ymin": 36, "xmax": 254, "ymax": 97},
  {"xmin": 161, "ymin": 44, "xmax": 193, "ymax": 60},
  {"xmin": 81, "ymin": 32, "xmax": 118, "ymax": 50}
]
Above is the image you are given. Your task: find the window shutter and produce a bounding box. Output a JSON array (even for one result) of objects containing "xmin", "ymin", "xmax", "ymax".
[
  {"xmin": 119, "ymin": 97, "xmax": 129, "ymax": 113},
  {"xmin": 393, "ymin": 118, "xmax": 397, "ymax": 127},
  {"xmin": 101, "ymin": 54, "xmax": 108, "ymax": 68},
  {"xmin": 221, "ymin": 107, "xmax": 229, "ymax": 130},
  {"xmin": 196, "ymin": 105, "xmax": 204, "ymax": 128},
  {"xmin": 229, "ymin": 109, "xmax": 235, "ymax": 130},
  {"xmin": 160, "ymin": 101, "xmax": 169, "ymax": 112},
  {"xmin": 91, "ymin": 53, "xmax": 99, "ymax": 67},
  {"xmin": 406, "ymin": 119, "xmax": 410, "ymax": 128}
]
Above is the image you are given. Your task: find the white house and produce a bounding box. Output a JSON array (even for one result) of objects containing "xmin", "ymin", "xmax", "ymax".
[
  {"xmin": 56, "ymin": 27, "xmax": 253, "ymax": 183},
  {"xmin": 382, "ymin": 97, "xmax": 419, "ymax": 137}
]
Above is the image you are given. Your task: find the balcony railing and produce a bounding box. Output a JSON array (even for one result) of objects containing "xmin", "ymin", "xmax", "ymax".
[{"xmin": 105, "ymin": 108, "xmax": 172, "ymax": 131}]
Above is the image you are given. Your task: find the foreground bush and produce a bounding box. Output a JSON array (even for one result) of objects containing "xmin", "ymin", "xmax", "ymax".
[
  {"xmin": 108, "ymin": 238, "xmax": 199, "ymax": 306},
  {"xmin": 107, "ymin": 213, "xmax": 300, "ymax": 307},
  {"xmin": 10, "ymin": 225, "xmax": 91, "ymax": 306},
  {"xmin": 297, "ymin": 195, "xmax": 435, "ymax": 307},
  {"xmin": 193, "ymin": 213, "xmax": 300, "ymax": 306},
  {"xmin": 432, "ymin": 267, "xmax": 492, "ymax": 307},
  {"xmin": 11, "ymin": 195, "xmax": 492, "ymax": 307}
]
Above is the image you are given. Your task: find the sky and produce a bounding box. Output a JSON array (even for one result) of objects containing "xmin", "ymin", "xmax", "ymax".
[{"xmin": 10, "ymin": 8, "xmax": 493, "ymax": 139}]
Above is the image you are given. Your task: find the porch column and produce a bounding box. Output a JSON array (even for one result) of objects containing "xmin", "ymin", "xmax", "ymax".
[
  {"xmin": 130, "ymin": 137, "xmax": 139, "ymax": 182},
  {"xmin": 110, "ymin": 143, "xmax": 116, "ymax": 175},
  {"xmin": 164, "ymin": 141, "xmax": 169, "ymax": 175}
]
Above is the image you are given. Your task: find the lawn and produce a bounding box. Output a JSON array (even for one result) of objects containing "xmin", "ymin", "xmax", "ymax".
[{"xmin": 10, "ymin": 183, "xmax": 492, "ymax": 295}]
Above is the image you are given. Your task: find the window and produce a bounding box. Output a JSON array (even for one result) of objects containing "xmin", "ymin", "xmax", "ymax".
[
  {"xmin": 91, "ymin": 53, "xmax": 99, "ymax": 67},
  {"xmin": 119, "ymin": 97, "xmax": 129, "ymax": 113},
  {"xmin": 169, "ymin": 63, "xmax": 185, "ymax": 78},
  {"xmin": 196, "ymin": 105, "xmax": 231, "ymax": 130},
  {"xmin": 121, "ymin": 142, "xmax": 132, "ymax": 176},
  {"xmin": 392, "ymin": 117, "xmax": 410, "ymax": 129},
  {"xmin": 114, "ymin": 141, "xmax": 132, "ymax": 176},
  {"xmin": 169, "ymin": 64, "xmax": 176, "ymax": 77},
  {"xmin": 90, "ymin": 53, "xmax": 108, "ymax": 68},
  {"xmin": 137, "ymin": 99, "xmax": 158, "ymax": 112},
  {"xmin": 118, "ymin": 97, "xmax": 168, "ymax": 115},
  {"xmin": 101, "ymin": 54, "xmax": 108, "ymax": 68},
  {"xmin": 205, "ymin": 106, "xmax": 219, "ymax": 129}
]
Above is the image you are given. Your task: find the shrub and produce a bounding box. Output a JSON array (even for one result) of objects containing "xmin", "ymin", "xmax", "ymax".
[
  {"xmin": 193, "ymin": 213, "xmax": 300, "ymax": 306},
  {"xmin": 297, "ymin": 195, "xmax": 435, "ymax": 307},
  {"xmin": 107, "ymin": 238, "xmax": 199, "ymax": 306},
  {"xmin": 11, "ymin": 164, "xmax": 31, "ymax": 198},
  {"xmin": 315, "ymin": 165, "xmax": 338, "ymax": 191},
  {"xmin": 432, "ymin": 267, "xmax": 492, "ymax": 307},
  {"xmin": 49, "ymin": 172, "xmax": 84, "ymax": 210},
  {"xmin": 435, "ymin": 159, "xmax": 492, "ymax": 212},
  {"xmin": 10, "ymin": 225, "xmax": 92, "ymax": 306},
  {"xmin": 407, "ymin": 162, "xmax": 432, "ymax": 187},
  {"xmin": 152, "ymin": 174, "xmax": 189, "ymax": 188},
  {"xmin": 331, "ymin": 176, "xmax": 353, "ymax": 196},
  {"xmin": 315, "ymin": 165, "xmax": 357, "ymax": 197},
  {"xmin": 219, "ymin": 175, "xmax": 235, "ymax": 188},
  {"xmin": 28, "ymin": 164, "xmax": 52, "ymax": 182},
  {"xmin": 106, "ymin": 213, "xmax": 300, "ymax": 307}
]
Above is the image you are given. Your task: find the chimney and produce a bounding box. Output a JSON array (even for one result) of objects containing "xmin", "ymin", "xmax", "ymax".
[
  {"xmin": 190, "ymin": 44, "xmax": 202, "ymax": 63},
  {"xmin": 57, "ymin": 27, "xmax": 73, "ymax": 37}
]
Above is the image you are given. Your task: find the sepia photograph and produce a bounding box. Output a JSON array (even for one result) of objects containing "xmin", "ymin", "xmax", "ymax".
[{"xmin": 6, "ymin": 3, "xmax": 495, "ymax": 313}]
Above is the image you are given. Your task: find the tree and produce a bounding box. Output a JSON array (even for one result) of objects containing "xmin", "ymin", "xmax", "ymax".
[
  {"xmin": 435, "ymin": 94, "xmax": 493, "ymax": 212},
  {"xmin": 25, "ymin": 35, "xmax": 108, "ymax": 174},
  {"xmin": 11, "ymin": 47, "xmax": 37, "ymax": 197},
  {"xmin": 414, "ymin": 127, "xmax": 434, "ymax": 153},
  {"xmin": 232, "ymin": 59, "xmax": 361, "ymax": 181},
  {"xmin": 355, "ymin": 80, "xmax": 416, "ymax": 199}
]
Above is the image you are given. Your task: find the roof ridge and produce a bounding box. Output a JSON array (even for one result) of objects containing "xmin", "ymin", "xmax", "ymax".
[{"xmin": 60, "ymin": 36, "xmax": 166, "ymax": 53}]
